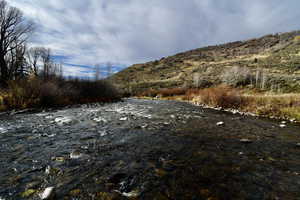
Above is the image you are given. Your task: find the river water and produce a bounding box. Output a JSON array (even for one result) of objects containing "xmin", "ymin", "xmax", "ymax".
[{"xmin": 0, "ymin": 99, "xmax": 300, "ymax": 199}]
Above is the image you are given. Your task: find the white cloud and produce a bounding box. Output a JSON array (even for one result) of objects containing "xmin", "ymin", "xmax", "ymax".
[{"xmin": 9, "ymin": 0, "xmax": 300, "ymax": 77}]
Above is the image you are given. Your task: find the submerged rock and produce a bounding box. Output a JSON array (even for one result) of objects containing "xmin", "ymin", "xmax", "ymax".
[
  {"xmin": 279, "ymin": 124, "xmax": 287, "ymax": 128},
  {"xmin": 216, "ymin": 121, "xmax": 224, "ymax": 126},
  {"xmin": 54, "ymin": 116, "xmax": 73, "ymax": 125},
  {"xmin": 70, "ymin": 150, "xmax": 85, "ymax": 159},
  {"xmin": 240, "ymin": 139, "xmax": 252, "ymax": 143},
  {"xmin": 119, "ymin": 117, "xmax": 128, "ymax": 121}
]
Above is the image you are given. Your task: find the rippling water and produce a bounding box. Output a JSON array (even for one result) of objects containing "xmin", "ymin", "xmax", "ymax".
[{"xmin": 0, "ymin": 99, "xmax": 300, "ymax": 199}]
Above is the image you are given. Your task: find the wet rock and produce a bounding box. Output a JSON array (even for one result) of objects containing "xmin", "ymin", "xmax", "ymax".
[
  {"xmin": 70, "ymin": 150, "xmax": 83, "ymax": 159},
  {"xmin": 39, "ymin": 187, "xmax": 55, "ymax": 200},
  {"xmin": 52, "ymin": 156, "xmax": 65, "ymax": 162},
  {"xmin": 240, "ymin": 139, "xmax": 252, "ymax": 143},
  {"xmin": 170, "ymin": 115, "xmax": 176, "ymax": 119},
  {"xmin": 54, "ymin": 116, "xmax": 73, "ymax": 125},
  {"xmin": 216, "ymin": 121, "xmax": 224, "ymax": 126}
]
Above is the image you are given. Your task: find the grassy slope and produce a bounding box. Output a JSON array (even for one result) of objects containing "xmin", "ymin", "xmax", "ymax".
[{"xmin": 111, "ymin": 30, "xmax": 300, "ymax": 94}]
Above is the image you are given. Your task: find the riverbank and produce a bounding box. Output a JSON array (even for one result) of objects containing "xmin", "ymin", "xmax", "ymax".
[{"xmin": 137, "ymin": 86, "xmax": 300, "ymax": 122}]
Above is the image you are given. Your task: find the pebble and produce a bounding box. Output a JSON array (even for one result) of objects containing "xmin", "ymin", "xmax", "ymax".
[
  {"xmin": 216, "ymin": 121, "xmax": 224, "ymax": 126},
  {"xmin": 39, "ymin": 187, "xmax": 55, "ymax": 200},
  {"xmin": 296, "ymin": 143, "xmax": 300, "ymax": 147},
  {"xmin": 240, "ymin": 139, "xmax": 252, "ymax": 143}
]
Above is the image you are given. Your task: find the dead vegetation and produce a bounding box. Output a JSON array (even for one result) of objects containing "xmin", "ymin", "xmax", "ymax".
[
  {"xmin": 137, "ymin": 85, "xmax": 300, "ymax": 121},
  {"xmin": 0, "ymin": 78, "xmax": 121, "ymax": 111}
]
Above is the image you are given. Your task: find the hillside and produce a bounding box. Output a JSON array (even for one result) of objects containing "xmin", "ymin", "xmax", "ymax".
[{"xmin": 111, "ymin": 30, "xmax": 300, "ymax": 94}]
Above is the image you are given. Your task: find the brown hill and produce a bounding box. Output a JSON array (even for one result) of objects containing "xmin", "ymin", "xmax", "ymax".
[{"xmin": 111, "ymin": 31, "xmax": 300, "ymax": 94}]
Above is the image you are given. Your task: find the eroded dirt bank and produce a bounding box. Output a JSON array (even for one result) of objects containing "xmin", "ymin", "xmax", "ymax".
[{"xmin": 0, "ymin": 99, "xmax": 300, "ymax": 200}]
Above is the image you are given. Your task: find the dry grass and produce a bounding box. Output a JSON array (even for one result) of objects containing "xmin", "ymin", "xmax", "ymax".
[
  {"xmin": 139, "ymin": 85, "xmax": 300, "ymax": 121},
  {"xmin": 190, "ymin": 87, "xmax": 300, "ymax": 120}
]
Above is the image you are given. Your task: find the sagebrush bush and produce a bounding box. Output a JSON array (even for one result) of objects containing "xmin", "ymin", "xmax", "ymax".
[
  {"xmin": 194, "ymin": 86, "xmax": 245, "ymax": 108},
  {"xmin": 222, "ymin": 66, "xmax": 252, "ymax": 87}
]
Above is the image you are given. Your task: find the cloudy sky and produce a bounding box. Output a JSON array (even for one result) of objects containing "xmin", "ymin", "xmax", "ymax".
[{"xmin": 9, "ymin": 0, "xmax": 300, "ymax": 77}]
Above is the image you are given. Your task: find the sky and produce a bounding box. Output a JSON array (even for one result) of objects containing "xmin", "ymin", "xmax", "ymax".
[{"xmin": 9, "ymin": 0, "xmax": 300, "ymax": 78}]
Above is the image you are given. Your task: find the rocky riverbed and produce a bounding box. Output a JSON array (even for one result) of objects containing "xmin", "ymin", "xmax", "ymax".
[{"xmin": 0, "ymin": 98, "xmax": 300, "ymax": 199}]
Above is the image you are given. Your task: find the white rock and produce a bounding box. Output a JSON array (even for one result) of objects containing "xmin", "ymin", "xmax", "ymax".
[
  {"xmin": 119, "ymin": 117, "xmax": 128, "ymax": 121},
  {"xmin": 170, "ymin": 115, "xmax": 176, "ymax": 119},
  {"xmin": 99, "ymin": 130, "xmax": 108, "ymax": 137},
  {"xmin": 240, "ymin": 139, "xmax": 252, "ymax": 143},
  {"xmin": 39, "ymin": 187, "xmax": 54, "ymax": 200},
  {"xmin": 216, "ymin": 121, "xmax": 224, "ymax": 126},
  {"xmin": 281, "ymin": 121, "xmax": 287, "ymax": 124},
  {"xmin": 54, "ymin": 116, "xmax": 72, "ymax": 125},
  {"xmin": 279, "ymin": 124, "xmax": 286, "ymax": 128},
  {"xmin": 45, "ymin": 166, "xmax": 51, "ymax": 174},
  {"xmin": 70, "ymin": 151, "xmax": 83, "ymax": 159}
]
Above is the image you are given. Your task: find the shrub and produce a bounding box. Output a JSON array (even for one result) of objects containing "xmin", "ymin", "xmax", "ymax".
[
  {"xmin": 294, "ymin": 35, "xmax": 300, "ymax": 43},
  {"xmin": 222, "ymin": 66, "xmax": 252, "ymax": 87},
  {"xmin": 193, "ymin": 86, "xmax": 245, "ymax": 108},
  {"xmin": 1, "ymin": 78, "xmax": 121, "ymax": 110}
]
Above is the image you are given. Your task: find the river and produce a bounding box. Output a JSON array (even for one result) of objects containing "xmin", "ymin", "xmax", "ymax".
[{"xmin": 0, "ymin": 99, "xmax": 300, "ymax": 199}]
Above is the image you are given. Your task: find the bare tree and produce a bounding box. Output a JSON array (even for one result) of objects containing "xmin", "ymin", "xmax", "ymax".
[
  {"xmin": 94, "ymin": 63, "xmax": 101, "ymax": 80},
  {"xmin": 26, "ymin": 47, "xmax": 43, "ymax": 76},
  {"xmin": 0, "ymin": 0, "xmax": 34, "ymax": 85},
  {"xmin": 39, "ymin": 48, "xmax": 52, "ymax": 79}
]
